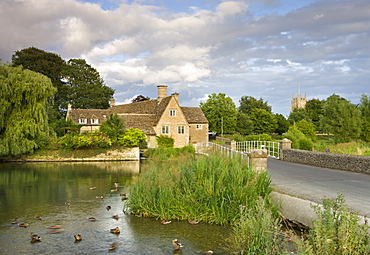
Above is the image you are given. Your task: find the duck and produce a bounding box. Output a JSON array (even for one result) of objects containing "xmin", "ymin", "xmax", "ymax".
[
  {"xmin": 112, "ymin": 215, "xmax": 119, "ymax": 219},
  {"xmin": 119, "ymin": 193, "xmax": 126, "ymax": 196},
  {"xmin": 11, "ymin": 218, "xmax": 19, "ymax": 224},
  {"xmin": 18, "ymin": 222, "xmax": 29, "ymax": 228},
  {"xmin": 110, "ymin": 227, "xmax": 120, "ymax": 234},
  {"xmin": 121, "ymin": 194, "xmax": 128, "ymax": 200},
  {"xmin": 96, "ymin": 196, "xmax": 104, "ymax": 199},
  {"xmin": 47, "ymin": 229, "xmax": 64, "ymax": 234},
  {"xmin": 204, "ymin": 251, "xmax": 214, "ymax": 254},
  {"xmin": 88, "ymin": 217, "xmax": 97, "ymax": 222},
  {"xmin": 161, "ymin": 220, "xmax": 172, "ymax": 225},
  {"xmin": 188, "ymin": 219, "xmax": 200, "ymax": 225},
  {"xmin": 114, "ymin": 183, "xmax": 119, "ymax": 187},
  {"xmin": 47, "ymin": 224, "xmax": 62, "ymax": 229},
  {"xmin": 111, "ymin": 189, "xmax": 118, "ymax": 192},
  {"xmin": 35, "ymin": 216, "xmax": 43, "ymax": 220},
  {"xmin": 109, "ymin": 242, "xmax": 117, "ymax": 251},
  {"xmin": 106, "ymin": 205, "xmax": 111, "ymax": 211},
  {"xmin": 74, "ymin": 234, "xmax": 82, "ymax": 241},
  {"xmin": 30, "ymin": 232, "xmax": 41, "ymax": 241},
  {"xmin": 65, "ymin": 202, "xmax": 71, "ymax": 206},
  {"xmin": 172, "ymin": 239, "xmax": 183, "ymax": 250},
  {"xmin": 90, "ymin": 187, "xmax": 96, "ymax": 190}
]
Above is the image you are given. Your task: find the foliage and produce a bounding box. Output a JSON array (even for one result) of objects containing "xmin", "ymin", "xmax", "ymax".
[
  {"xmin": 58, "ymin": 131, "xmax": 112, "ymax": 149},
  {"xmin": 359, "ymin": 94, "xmax": 370, "ymax": 142},
  {"xmin": 132, "ymin": 95, "xmax": 149, "ymax": 103},
  {"xmin": 200, "ymin": 93, "xmax": 238, "ymax": 134},
  {"xmin": 246, "ymin": 134, "xmax": 272, "ymax": 141},
  {"xmin": 306, "ymin": 98, "xmax": 325, "ymax": 131},
  {"xmin": 118, "ymin": 128, "xmax": 146, "ymax": 147},
  {"xmin": 239, "ymin": 96, "xmax": 272, "ymax": 115},
  {"xmin": 63, "ymin": 59, "xmax": 114, "ymax": 110},
  {"xmin": 274, "ymin": 113, "xmax": 290, "ymax": 135},
  {"xmin": 99, "ymin": 113, "xmax": 125, "ymax": 143},
  {"xmin": 126, "ymin": 151, "xmax": 276, "ymax": 225},
  {"xmin": 228, "ymin": 200, "xmax": 283, "ymax": 254},
  {"xmin": 288, "ymin": 108, "xmax": 308, "ymax": 124},
  {"xmin": 0, "ymin": 64, "xmax": 56, "ymax": 156},
  {"xmin": 295, "ymin": 194, "xmax": 370, "ymax": 255},
  {"xmin": 284, "ymin": 124, "xmax": 313, "ymax": 150},
  {"xmin": 144, "ymin": 146, "xmax": 195, "ymax": 160},
  {"xmin": 313, "ymin": 140, "xmax": 370, "ymax": 155},
  {"xmin": 156, "ymin": 135, "xmax": 174, "ymax": 148},
  {"xmin": 320, "ymin": 94, "xmax": 362, "ymax": 143},
  {"xmin": 295, "ymin": 119, "xmax": 317, "ymax": 142},
  {"xmin": 249, "ymin": 108, "xmax": 278, "ymax": 134},
  {"xmin": 298, "ymin": 136, "xmax": 314, "ymax": 151},
  {"xmin": 236, "ymin": 112, "xmax": 254, "ymax": 135}
]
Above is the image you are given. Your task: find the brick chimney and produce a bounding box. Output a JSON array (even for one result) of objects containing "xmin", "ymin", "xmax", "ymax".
[{"xmin": 157, "ymin": 85, "xmax": 168, "ymax": 101}]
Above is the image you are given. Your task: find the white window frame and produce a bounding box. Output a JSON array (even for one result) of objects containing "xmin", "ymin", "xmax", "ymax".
[
  {"xmin": 91, "ymin": 118, "xmax": 99, "ymax": 124},
  {"xmin": 196, "ymin": 124, "xmax": 202, "ymax": 129},
  {"xmin": 177, "ymin": 126, "xmax": 185, "ymax": 134},
  {"xmin": 79, "ymin": 118, "xmax": 87, "ymax": 124},
  {"xmin": 169, "ymin": 109, "xmax": 176, "ymax": 117},
  {"xmin": 162, "ymin": 126, "xmax": 169, "ymax": 134}
]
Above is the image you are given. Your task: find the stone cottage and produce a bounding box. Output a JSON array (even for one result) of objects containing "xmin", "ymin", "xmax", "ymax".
[{"xmin": 65, "ymin": 85, "xmax": 209, "ymax": 148}]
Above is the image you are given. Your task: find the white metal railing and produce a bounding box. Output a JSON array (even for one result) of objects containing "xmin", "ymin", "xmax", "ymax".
[
  {"xmin": 236, "ymin": 141, "xmax": 280, "ymax": 158},
  {"xmin": 194, "ymin": 142, "xmax": 249, "ymax": 165}
]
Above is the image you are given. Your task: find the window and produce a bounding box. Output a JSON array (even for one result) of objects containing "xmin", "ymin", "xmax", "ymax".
[
  {"xmin": 91, "ymin": 119, "xmax": 99, "ymax": 124},
  {"xmin": 196, "ymin": 124, "xmax": 202, "ymax": 129},
  {"xmin": 79, "ymin": 118, "xmax": 87, "ymax": 124},
  {"xmin": 170, "ymin": 110, "xmax": 176, "ymax": 116},
  {"xmin": 178, "ymin": 126, "xmax": 185, "ymax": 134},
  {"xmin": 162, "ymin": 126, "xmax": 169, "ymax": 134}
]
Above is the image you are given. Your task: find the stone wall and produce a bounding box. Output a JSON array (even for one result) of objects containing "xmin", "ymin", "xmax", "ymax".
[{"xmin": 282, "ymin": 149, "xmax": 370, "ymax": 174}]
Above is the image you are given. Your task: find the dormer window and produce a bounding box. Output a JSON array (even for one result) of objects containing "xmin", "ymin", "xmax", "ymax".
[
  {"xmin": 170, "ymin": 110, "xmax": 176, "ymax": 117},
  {"xmin": 79, "ymin": 118, "xmax": 87, "ymax": 124},
  {"xmin": 91, "ymin": 119, "xmax": 99, "ymax": 124}
]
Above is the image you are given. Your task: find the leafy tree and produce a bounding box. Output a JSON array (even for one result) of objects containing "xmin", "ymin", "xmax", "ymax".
[
  {"xmin": 249, "ymin": 108, "xmax": 277, "ymax": 134},
  {"xmin": 320, "ymin": 94, "xmax": 362, "ymax": 143},
  {"xmin": 295, "ymin": 119, "xmax": 317, "ymax": 142},
  {"xmin": 12, "ymin": 47, "xmax": 66, "ymax": 121},
  {"xmin": 359, "ymin": 94, "xmax": 370, "ymax": 142},
  {"xmin": 0, "ymin": 64, "xmax": 56, "ymax": 156},
  {"xmin": 99, "ymin": 114, "xmax": 125, "ymax": 143},
  {"xmin": 305, "ymin": 98, "xmax": 325, "ymax": 131},
  {"xmin": 274, "ymin": 114, "xmax": 290, "ymax": 135},
  {"xmin": 236, "ymin": 112, "xmax": 254, "ymax": 135},
  {"xmin": 132, "ymin": 95, "xmax": 149, "ymax": 103},
  {"xmin": 200, "ymin": 93, "xmax": 238, "ymax": 134},
  {"xmin": 63, "ymin": 59, "xmax": 114, "ymax": 110},
  {"xmin": 284, "ymin": 124, "xmax": 313, "ymax": 150},
  {"xmin": 288, "ymin": 108, "xmax": 307, "ymax": 124},
  {"xmin": 239, "ymin": 96, "xmax": 272, "ymax": 115},
  {"xmin": 118, "ymin": 128, "xmax": 146, "ymax": 147}
]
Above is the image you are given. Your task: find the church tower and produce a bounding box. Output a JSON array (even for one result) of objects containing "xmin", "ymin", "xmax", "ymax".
[{"xmin": 291, "ymin": 93, "xmax": 307, "ymax": 112}]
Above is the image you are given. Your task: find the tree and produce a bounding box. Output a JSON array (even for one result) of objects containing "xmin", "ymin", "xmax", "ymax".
[
  {"xmin": 274, "ymin": 114, "xmax": 290, "ymax": 135},
  {"xmin": 200, "ymin": 93, "xmax": 238, "ymax": 134},
  {"xmin": 99, "ymin": 114, "xmax": 125, "ymax": 143},
  {"xmin": 0, "ymin": 64, "xmax": 56, "ymax": 156},
  {"xmin": 305, "ymin": 98, "xmax": 325, "ymax": 131},
  {"xmin": 63, "ymin": 59, "xmax": 114, "ymax": 110},
  {"xmin": 359, "ymin": 94, "xmax": 370, "ymax": 142},
  {"xmin": 236, "ymin": 112, "xmax": 254, "ymax": 134},
  {"xmin": 295, "ymin": 119, "xmax": 316, "ymax": 142},
  {"xmin": 239, "ymin": 96, "xmax": 272, "ymax": 115},
  {"xmin": 320, "ymin": 94, "xmax": 362, "ymax": 143},
  {"xmin": 288, "ymin": 108, "xmax": 307, "ymax": 124},
  {"xmin": 249, "ymin": 108, "xmax": 277, "ymax": 134},
  {"xmin": 132, "ymin": 95, "xmax": 149, "ymax": 103}
]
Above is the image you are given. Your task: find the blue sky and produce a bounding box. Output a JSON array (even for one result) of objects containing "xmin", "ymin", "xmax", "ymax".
[{"xmin": 1, "ymin": 0, "xmax": 369, "ymax": 117}]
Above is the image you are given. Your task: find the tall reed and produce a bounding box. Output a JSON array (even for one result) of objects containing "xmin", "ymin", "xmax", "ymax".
[{"xmin": 126, "ymin": 149, "xmax": 276, "ymax": 225}]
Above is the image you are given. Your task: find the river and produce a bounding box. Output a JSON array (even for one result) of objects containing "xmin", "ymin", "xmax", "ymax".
[{"xmin": 0, "ymin": 161, "xmax": 231, "ymax": 254}]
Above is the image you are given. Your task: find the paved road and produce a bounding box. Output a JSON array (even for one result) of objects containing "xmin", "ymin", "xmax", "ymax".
[{"xmin": 267, "ymin": 157, "xmax": 370, "ymax": 217}]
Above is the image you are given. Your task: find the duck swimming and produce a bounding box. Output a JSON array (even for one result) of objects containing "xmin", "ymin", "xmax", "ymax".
[
  {"xmin": 65, "ymin": 202, "xmax": 71, "ymax": 206},
  {"xmin": 188, "ymin": 219, "xmax": 200, "ymax": 225},
  {"xmin": 30, "ymin": 232, "xmax": 41, "ymax": 242},
  {"xmin": 47, "ymin": 224, "xmax": 62, "ymax": 229},
  {"xmin": 74, "ymin": 234, "xmax": 82, "ymax": 241},
  {"xmin": 112, "ymin": 215, "xmax": 119, "ymax": 219},
  {"xmin": 96, "ymin": 196, "xmax": 104, "ymax": 199},
  {"xmin": 35, "ymin": 216, "xmax": 43, "ymax": 220},
  {"xmin": 11, "ymin": 218, "xmax": 19, "ymax": 224},
  {"xmin": 161, "ymin": 220, "xmax": 172, "ymax": 225},
  {"xmin": 18, "ymin": 222, "xmax": 29, "ymax": 228},
  {"xmin": 90, "ymin": 187, "xmax": 96, "ymax": 190},
  {"xmin": 109, "ymin": 242, "xmax": 117, "ymax": 251},
  {"xmin": 172, "ymin": 239, "xmax": 183, "ymax": 250},
  {"xmin": 106, "ymin": 206, "xmax": 111, "ymax": 211},
  {"xmin": 88, "ymin": 217, "xmax": 97, "ymax": 222},
  {"xmin": 110, "ymin": 227, "xmax": 120, "ymax": 234}
]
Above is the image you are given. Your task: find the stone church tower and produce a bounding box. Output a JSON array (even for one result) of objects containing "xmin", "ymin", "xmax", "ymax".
[{"xmin": 291, "ymin": 93, "xmax": 307, "ymax": 112}]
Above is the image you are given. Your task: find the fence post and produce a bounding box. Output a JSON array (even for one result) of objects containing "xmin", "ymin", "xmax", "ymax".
[
  {"xmin": 247, "ymin": 149, "xmax": 268, "ymax": 171},
  {"xmin": 280, "ymin": 138, "xmax": 292, "ymax": 160}
]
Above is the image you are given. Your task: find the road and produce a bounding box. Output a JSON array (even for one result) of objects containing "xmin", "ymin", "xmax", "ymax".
[{"xmin": 267, "ymin": 157, "xmax": 370, "ymax": 217}]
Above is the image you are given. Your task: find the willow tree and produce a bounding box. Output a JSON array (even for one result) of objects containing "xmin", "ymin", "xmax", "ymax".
[{"xmin": 0, "ymin": 64, "xmax": 56, "ymax": 156}]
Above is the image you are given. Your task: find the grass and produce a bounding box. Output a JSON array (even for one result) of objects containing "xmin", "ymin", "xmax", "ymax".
[{"xmin": 313, "ymin": 139, "xmax": 370, "ymax": 156}]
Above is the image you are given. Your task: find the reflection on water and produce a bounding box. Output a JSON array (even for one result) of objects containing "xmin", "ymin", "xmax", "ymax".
[{"xmin": 0, "ymin": 162, "xmax": 231, "ymax": 254}]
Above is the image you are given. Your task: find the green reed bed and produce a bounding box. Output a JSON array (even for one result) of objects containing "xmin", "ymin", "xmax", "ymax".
[{"xmin": 126, "ymin": 149, "xmax": 276, "ymax": 225}]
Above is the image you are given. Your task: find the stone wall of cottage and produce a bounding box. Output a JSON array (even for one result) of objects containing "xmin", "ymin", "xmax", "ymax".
[
  {"xmin": 189, "ymin": 123, "xmax": 209, "ymax": 145},
  {"xmin": 154, "ymin": 97, "xmax": 189, "ymax": 148}
]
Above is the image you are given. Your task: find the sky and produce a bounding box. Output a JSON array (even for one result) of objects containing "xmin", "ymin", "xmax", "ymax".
[{"xmin": 1, "ymin": 0, "xmax": 369, "ymax": 117}]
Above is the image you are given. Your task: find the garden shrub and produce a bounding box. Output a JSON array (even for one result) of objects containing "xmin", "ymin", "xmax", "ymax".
[
  {"xmin": 118, "ymin": 128, "xmax": 146, "ymax": 147},
  {"xmin": 156, "ymin": 135, "xmax": 174, "ymax": 148}
]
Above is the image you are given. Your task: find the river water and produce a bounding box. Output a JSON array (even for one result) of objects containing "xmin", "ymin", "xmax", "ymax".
[{"xmin": 0, "ymin": 161, "xmax": 231, "ymax": 254}]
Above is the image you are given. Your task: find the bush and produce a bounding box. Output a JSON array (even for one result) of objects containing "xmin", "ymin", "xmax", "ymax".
[
  {"xmin": 299, "ymin": 137, "xmax": 313, "ymax": 151},
  {"xmin": 156, "ymin": 135, "xmax": 174, "ymax": 148},
  {"xmin": 118, "ymin": 128, "xmax": 146, "ymax": 147},
  {"xmin": 58, "ymin": 131, "xmax": 112, "ymax": 149}
]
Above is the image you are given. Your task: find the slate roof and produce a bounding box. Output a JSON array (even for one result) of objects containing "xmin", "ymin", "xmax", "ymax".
[{"xmin": 67, "ymin": 108, "xmax": 110, "ymax": 125}]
